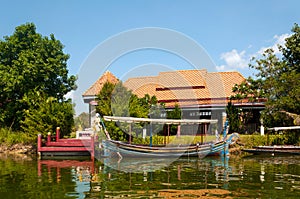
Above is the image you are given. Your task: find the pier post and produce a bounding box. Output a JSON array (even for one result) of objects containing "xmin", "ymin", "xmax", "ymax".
[
  {"xmin": 260, "ymin": 118, "xmax": 264, "ymax": 136},
  {"xmin": 56, "ymin": 127, "xmax": 60, "ymax": 141},
  {"xmin": 91, "ymin": 135, "xmax": 95, "ymax": 161},
  {"xmin": 150, "ymin": 122, "xmax": 153, "ymax": 147},
  {"xmin": 47, "ymin": 132, "xmax": 51, "ymax": 144},
  {"xmin": 38, "ymin": 134, "xmax": 42, "ymax": 158}
]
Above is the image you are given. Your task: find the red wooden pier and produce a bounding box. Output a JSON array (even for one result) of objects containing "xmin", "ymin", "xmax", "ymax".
[{"xmin": 37, "ymin": 127, "xmax": 95, "ymax": 160}]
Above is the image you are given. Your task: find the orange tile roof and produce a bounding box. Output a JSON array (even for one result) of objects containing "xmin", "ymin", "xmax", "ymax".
[
  {"xmin": 82, "ymin": 71, "xmax": 119, "ymax": 96},
  {"xmin": 83, "ymin": 69, "xmax": 246, "ymax": 108},
  {"xmin": 123, "ymin": 69, "xmax": 246, "ymax": 107}
]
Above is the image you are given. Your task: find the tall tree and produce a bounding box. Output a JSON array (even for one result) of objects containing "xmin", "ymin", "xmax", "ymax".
[
  {"xmin": 96, "ymin": 82, "xmax": 116, "ymax": 117},
  {"xmin": 96, "ymin": 81, "xmax": 160, "ymax": 141},
  {"xmin": 21, "ymin": 91, "xmax": 74, "ymax": 137},
  {"xmin": 0, "ymin": 23, "xmax": 76, "ymax": 130},
  {"xmin": 74, "ymin": 112, "xmax": 90, "ymax": 131},
  {"xmin": 249, "ymin": 24, "xmax": 300, "ymax": 127},
  {"xmin": 226, "ymin": 101, "xmax": 242, "ymax": 133}
]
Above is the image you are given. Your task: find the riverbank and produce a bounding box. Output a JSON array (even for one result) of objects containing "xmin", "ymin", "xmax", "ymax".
[
  {"xmin": 1, "ymin": 134, "xmax": 298, "ymax": 156},
  {"xmin": 0, "ymin": 137, "xmax": 243, "ymax": 156},
  {"xmin": 0, "ymin": 144, "xmax": 36, "ymax": 154}
]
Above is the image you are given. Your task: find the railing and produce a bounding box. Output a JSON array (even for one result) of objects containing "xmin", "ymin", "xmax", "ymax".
[{"xmin": 37, "ymin": 127, "xmax": 95, "ymax": 160}]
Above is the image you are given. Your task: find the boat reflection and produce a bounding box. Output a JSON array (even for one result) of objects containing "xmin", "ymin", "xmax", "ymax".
[
  {"xmin": 102, "ymin": 157, "xmax": 175, "ymax": 173},
  {"xmin": 100, "ymin": 156, "xmax": 234, "ymax": 183}
]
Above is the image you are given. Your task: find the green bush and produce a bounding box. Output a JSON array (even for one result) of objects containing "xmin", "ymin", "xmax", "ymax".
[
  {"xmin": 21, "ymin": 94, "xmax": 74, "ymax": 137},
  {"xmin": 0, "ymin": 128, "xmax": 36, "ymax": 146},
  {"xmin": 239, "ymin": 132, "xmax": 300, "ymax": 148}
]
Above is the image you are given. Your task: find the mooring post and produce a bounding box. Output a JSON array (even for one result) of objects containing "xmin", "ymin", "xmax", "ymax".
[
  {"xmin": 47, "ymin": 132, "xmax": 51, "ymax": 144},
  {"xmin": 129, "ymin": 123, "xmax": 132, "ymax": 144},
  {"xmin": 150, "ymin": 122, "xmax": 153, "ymax": 147},
  {"xmin": 167, "ymin": 124, "xmax": 170, "ymax": 144},
  {"xmin": 91, "ymin": 135, "xmax": 95, "ymax": 161},
  {"xmin": 56, "ymin": 127, "xmax": 60, "ymax": 141},
  {"xmin": 37, "ymin": 159, "xmax": 42, "ymax": 176},
  {"xmin": 37, "ymin": 134, "xmax": 42, "ymax": 158}
]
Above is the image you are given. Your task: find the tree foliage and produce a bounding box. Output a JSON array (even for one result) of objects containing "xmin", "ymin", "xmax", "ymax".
[
  {"xmin": 96, "ymin": 81, "xmax": 161, "ymax": 141},
  {"xmin": 230, "ymin": 24, "xmax": 300, "ymax": 128},
  {"xmin": 96, "ymin": 82, "xmax": 115, "ymax": 117},
  {"xmin": 230, "ymin": 77, "xmax": 265, "ymax": 102},
  {"xmin": 226, "ymin": 102, "xmax": 242, "ymax": 133},
  {"xmin": 167, "ymin": 104, "xmax": 181, "ymax": 119},
  {"xmin": 0, "ymin": 23, "xmax": 76, "ymax": 132},
  {"xmin": 249, "ymin": 24, "xmax": 300, "ymax": 127},
  {"xmin": 74, "ymin": 112, "xmax": 89, "ymax": 131},
  {"xmin": 166, "ymin": 104, "xmax": 182, "ymax": 135},
  {"xmin": 21, "ymin": 91, "xmax": 74, "ymax": 137}
]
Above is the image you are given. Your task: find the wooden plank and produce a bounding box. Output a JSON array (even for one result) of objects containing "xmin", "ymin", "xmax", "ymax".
[
  {"xmin": 45, "ymin": 141, "xmax": 91, "ymax": 147},
  {"xmin": 39, "ymin": 147, "xmax": 92, "ymax": 152},
  {"xmin": 40, "ymin": 151, "xmax": 91, "ymax": 156}
]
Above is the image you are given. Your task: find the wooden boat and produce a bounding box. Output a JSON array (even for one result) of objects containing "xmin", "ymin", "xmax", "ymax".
[
  {"xmin": 103, "ymin": 139, "xmax": 213, "ymax": 158},
  {"xmin": 100, "ymin": 115, "xmax": 239, "ymax": 158},
  {"xmin": 243, "ymin": 145, "xmax": 300, "ymax": 155},
  {"xmin": 102, "ymin": 134, "xmax": 238, "ymax": 158}
]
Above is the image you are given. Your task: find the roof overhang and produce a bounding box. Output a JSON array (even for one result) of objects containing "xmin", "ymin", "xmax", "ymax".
[{"xmin": 82, "ymin": 95, "xmax": 96, "ymax": 103}]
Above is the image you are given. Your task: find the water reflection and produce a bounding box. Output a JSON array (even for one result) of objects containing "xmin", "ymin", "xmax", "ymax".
[
  {"xmin": 0, "ymin": 154, "xmax": 300, "ymax": 198},
  {"xmin": 92, "ymin": 156, "xmax": 237, "ymax": 198},
  {"xmin": 37, "ymin": 158, "xmax": 95, "ymax": 199},
  {"xmin": 233, "ymin": 155, "xmax": 300, "ymax": 198}
]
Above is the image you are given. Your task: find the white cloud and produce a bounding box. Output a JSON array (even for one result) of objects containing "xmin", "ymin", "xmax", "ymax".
[
  {"xmin": 216, "ymin": 65, "xmax": 225, "ymax": 71},
  {"xmin": 217, "ymin": 33, "xmax": 291, "ymax": 72},
  {"xmin": 217, "ymin": 49, "xmax": 248, "ymax": 71},
  {"xmin": 258, "ymin": 33, "xmax": 291, "ymax": 55}
]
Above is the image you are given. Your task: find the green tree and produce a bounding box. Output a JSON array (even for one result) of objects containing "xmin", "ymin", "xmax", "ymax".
[
  {"xmin": 96, "ymin": 82, "xmax": 115, "ymax": 117},
  {"xmin": 0, "ymin": 23, "xmax": 76, "ymax": 130},
  {"xmin": 229, "ymin": 77, "xmax": 265, "ymax": 133},
  {"xmin": 250, "ymin": 24, "xmax": 300, "ymax": 127},
  {"xmin": 167, "ymin": 104, "xmax": 181, "ymax": 119},
  {"xmin": 230, "ymin": 77, "xmax": 265, "ymax": 102},
  {"xmin": 96, "ymin": 82, "xmax": 128, "ymax": 141},
  {"xmin": 226, "ymin": 101, "xmax": 242, "ymax": 133},
  {"xmin": 21, "ymin": 91, "xmax": 74, "ymax": 137},
  {"xmin": 96, "ymin": 81, "xmax": 160, "ymax": 141},
  {"xmin": 111, "ymin": 82, "xmax": 132, "ymax": 117},
  {"xmin": 74, "ymin": 112, "xmax": 89, "ymax": 131},
  {"xmin": 166, "ymin": 103, "xmax": 182, "ymax": 135}
]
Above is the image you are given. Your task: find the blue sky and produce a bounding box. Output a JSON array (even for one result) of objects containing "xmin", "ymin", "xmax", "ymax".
[{"xmin": 1, "ymin": 0, "xmax": 299, "ymax": 114}]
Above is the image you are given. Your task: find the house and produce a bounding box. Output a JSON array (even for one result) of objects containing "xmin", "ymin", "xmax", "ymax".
[{"xmin": 82, "ymin": 69, "xmax": 265, "ymax": 133}]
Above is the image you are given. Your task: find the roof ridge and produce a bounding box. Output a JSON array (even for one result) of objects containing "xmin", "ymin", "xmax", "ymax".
[
  {"xmin": 82, "ymin": 70, "xmax": 119, "ymax": 96},
  {"xmin": 158, "ymin": 69, "xmax": 207, "ymax": 74},
  {"xmin": 126, "ymin": 75, "xmax": 157, "ymax": 79},
  {"xmin": 211, "ymin": 71, "xmax": 245, "ymax": 78}
]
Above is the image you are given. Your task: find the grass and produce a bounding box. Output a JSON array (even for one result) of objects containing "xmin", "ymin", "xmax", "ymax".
[{"xmin": 0, "ymin": 128, "xmax": 36, "ymax": 146}]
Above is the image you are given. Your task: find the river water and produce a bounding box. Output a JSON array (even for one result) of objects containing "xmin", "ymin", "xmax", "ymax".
[{"xmin": 0, "ymin": 154, "xmax": 299, "ymax": 198}]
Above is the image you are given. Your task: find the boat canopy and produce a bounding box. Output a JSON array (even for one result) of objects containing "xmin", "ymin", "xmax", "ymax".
[{"xmin": 103, "ymin": 116, "xmax": 218, "ymax": 125}]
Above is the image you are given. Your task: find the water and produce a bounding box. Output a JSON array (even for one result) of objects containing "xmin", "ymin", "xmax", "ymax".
[{"xmin": 0, "ymin": 154, "xmax": 299, "ymax": 199}]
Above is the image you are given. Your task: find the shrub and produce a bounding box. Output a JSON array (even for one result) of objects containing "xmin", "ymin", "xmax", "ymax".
[{"xmin": 0, "ymin": 128, "xmax": 36, "ymax": 146}]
